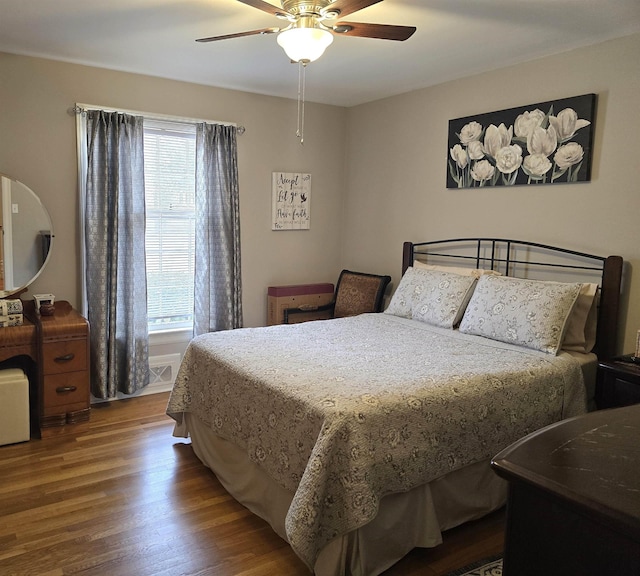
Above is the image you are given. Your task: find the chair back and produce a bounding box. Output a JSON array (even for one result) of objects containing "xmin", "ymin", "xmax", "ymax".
[{"xmin": 333, "ymin": 270, "xmax": 391, "ymax": 318}]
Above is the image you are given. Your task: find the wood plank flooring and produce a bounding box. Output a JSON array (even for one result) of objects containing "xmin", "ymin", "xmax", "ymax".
[{"xmin": 0, "ymin": 392, "xmax": 504, "ymax": 575}]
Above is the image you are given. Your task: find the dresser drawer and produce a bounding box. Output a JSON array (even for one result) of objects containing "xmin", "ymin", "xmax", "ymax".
[
  {"xmin": 42, "ymin": 340, "xmax": 87, "ymax": 375},
  {"xmin": 42, "ymin": 371, "xmax": 89, "ymax": 409}
]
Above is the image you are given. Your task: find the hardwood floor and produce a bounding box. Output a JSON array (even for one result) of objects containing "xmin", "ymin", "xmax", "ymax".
[{"xmin": 0, "ymin": 393, "xmax": 504, "ymax": 575}]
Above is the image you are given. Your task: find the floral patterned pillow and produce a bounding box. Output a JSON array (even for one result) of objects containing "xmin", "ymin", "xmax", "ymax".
[
  {"xmin": 411, "ymin": 272, "xmax": 477, "ymax": 328},
  {"xmin": 459, "ymin": 275, "xmax": 582, "ymax": 354},
  {"xmin": 385, "ymin": 267, "xmax": 477, "ymax": 327}
]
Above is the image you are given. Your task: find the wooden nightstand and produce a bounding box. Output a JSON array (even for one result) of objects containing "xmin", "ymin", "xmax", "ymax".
[{"xmin": 596, "ymin": 356, "xmax": 640, "ymax": 409}]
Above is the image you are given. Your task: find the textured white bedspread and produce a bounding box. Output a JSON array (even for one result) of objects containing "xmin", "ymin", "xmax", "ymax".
[{"xmin": 167, "ymin": 313, "xmax": 586, "ymax": 569}]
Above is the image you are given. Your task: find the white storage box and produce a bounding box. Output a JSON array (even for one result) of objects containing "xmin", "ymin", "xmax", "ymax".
[{"xmin": 0, "ymin": 368, "xmax": 30, "ymax": 446}]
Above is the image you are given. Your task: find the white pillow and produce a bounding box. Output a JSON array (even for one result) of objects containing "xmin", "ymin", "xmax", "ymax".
[
  {"xmin": 411, "ymin": 271, "xmax": 477, "ymax": 328},
  {"xmin": 459, "ymin": 275, "xmax": 582, "ymax": 355},
  {"xmin": 385, "ymin": 267, "xmax": 476, "ymax": 321},
  {"xmin": 413, "ymin": 260, "xmax": 501, "ymax": 279},
  {"xmin": 562, "ymin": 283, "xmax": 598, "ymax": 353}
]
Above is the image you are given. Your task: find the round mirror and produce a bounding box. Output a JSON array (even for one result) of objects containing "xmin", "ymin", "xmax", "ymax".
[{"xmin": 0, "ymin": 174, "xmax": 53, "ymax": 298}]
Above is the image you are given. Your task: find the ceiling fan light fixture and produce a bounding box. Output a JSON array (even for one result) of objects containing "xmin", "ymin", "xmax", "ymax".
[{"xmin": 277, "ymin": 26, "xmax": 334, "ymax": 63}]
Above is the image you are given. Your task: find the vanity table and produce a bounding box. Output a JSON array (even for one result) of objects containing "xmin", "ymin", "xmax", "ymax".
[
  {"xmin": 0, "ymin": 300, "xmax": 90, "ymax": 437},
  {"xmin": 0, "ymin": 173, "xmax": 89, "ymax": 437}
]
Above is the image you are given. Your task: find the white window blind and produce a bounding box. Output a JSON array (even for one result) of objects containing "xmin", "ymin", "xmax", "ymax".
[{"xmin": 143, "ymin": 119, "xmax": 196, "ymax": 331}]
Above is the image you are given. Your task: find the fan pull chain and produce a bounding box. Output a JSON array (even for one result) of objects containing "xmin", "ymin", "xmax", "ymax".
[{"xmin": 297, "ymin": 60, "xmax": 307, "ymax": 145}]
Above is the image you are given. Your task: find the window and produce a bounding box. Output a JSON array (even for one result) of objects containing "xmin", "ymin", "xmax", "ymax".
[{"xmin": 143, "ymin": 120, "xmax": 196, "ymax": 332}]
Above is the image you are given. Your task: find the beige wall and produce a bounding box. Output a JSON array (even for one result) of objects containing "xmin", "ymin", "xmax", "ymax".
[
  {"xmin": 1, "ymin": 34, "xmax": 639, "ymax": 354},
  {"xmin": 0, "ymin": 52, "xmax": 347, "ymax": 328},
  {"xmin": 344, "ymin": 33, "xmax": 640, "ymax": 355}
]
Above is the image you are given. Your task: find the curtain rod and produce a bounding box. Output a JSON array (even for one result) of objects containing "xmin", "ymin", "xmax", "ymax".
[{"xmin": 69, "ymin": 103, "xmax": 245, "ymax": 135}]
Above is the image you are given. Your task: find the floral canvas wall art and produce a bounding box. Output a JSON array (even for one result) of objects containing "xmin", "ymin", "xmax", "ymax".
[{"xmin": 447, "ymin": 94, "xmax": 596, "ymax": 188}]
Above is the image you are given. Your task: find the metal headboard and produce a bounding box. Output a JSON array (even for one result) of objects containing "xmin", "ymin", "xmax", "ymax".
[{"xmin": 402, "ymin": 238, "xmax": 623, "ymax": 359}]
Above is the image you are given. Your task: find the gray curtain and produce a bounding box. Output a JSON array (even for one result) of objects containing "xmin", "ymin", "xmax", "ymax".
[
  {"xmin": 84, "ymin": 110, "xmax": 149, "ymax": 398},
  {"xmin": 194, "ymin": 123, "xmax": 242, "ymax": 335}
]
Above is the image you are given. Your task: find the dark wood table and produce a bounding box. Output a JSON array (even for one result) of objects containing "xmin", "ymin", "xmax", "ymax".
[{"xmin": 491, "ymin": 405, "xmax": 640, "ymax": 576}]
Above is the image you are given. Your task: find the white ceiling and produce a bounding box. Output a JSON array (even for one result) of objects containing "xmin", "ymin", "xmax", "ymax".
[{"xmin": 1, "ymin": 0, "xmax": 639, "ymax": 107}]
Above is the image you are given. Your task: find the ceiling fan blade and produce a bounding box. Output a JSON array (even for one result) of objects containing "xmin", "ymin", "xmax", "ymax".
[
  {"xmin": 332, "ymin": 21, "xmax": 416, "ymax": 41},
  {"xmin": 196, "ymin": 27, "xmax": 280, "ymax": 42},
  {"xmin": 237, "ymin": 0, "xmax": 287, "ymax": 17},
  {"xmin": 323, "ymin": 0, "xmax": 383, "ymax": 18}
]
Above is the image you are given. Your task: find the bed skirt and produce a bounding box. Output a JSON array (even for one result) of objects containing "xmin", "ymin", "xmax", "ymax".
[{"xmin": 180, "ymin": 412, "xmax": 507, "ymax": 576}]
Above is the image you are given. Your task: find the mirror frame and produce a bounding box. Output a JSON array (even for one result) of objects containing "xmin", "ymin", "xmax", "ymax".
[{"xmin": 0, "ymin": 173, "xmax": 54, "ymax": 299}]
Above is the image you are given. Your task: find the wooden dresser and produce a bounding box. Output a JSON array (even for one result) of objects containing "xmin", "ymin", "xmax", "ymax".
[
  {"xmin": 492, "ymin": 405, "xmax": 640, "ymax": 576},
  {"xmin": 0, "ymin": 300, "xmax": 90, "ymax": 437},
  {"xmin": 37, "ymin": 301, "xmax": 90, "ymax": 435}
]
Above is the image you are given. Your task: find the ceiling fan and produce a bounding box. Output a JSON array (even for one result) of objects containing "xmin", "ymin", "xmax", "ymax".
[{"xmin": 196, "ymin": 0, "xmax": 417, "ymax": 63}]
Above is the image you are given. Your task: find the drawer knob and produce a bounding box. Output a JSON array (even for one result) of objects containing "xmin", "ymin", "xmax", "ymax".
[
  {"xmin": 54, "ymin": 353, "xmax": 75, "ymax": 363},
  {"xmin": 56, "ymin": 386, "xmax": 77, "ymax": 394}
]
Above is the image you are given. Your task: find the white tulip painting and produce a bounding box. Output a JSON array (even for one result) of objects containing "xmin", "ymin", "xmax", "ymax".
[{"xmin": 447, "ymin": 94, "xmax": 595, "ymax": 188}]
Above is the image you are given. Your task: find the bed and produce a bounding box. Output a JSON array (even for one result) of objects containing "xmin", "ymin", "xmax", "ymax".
[{"xmin": 167, "ymin": 238, "xmax": 623, "ymax": 576}]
